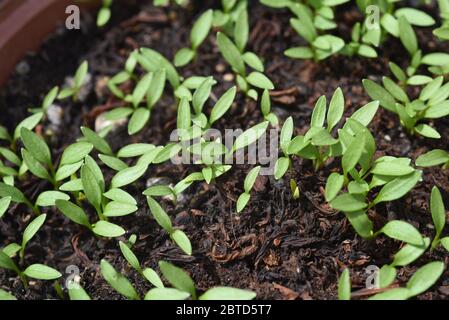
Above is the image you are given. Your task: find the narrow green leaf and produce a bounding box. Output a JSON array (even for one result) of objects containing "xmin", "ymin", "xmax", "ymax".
[
  {"xmin": 55, "ymin": 200, "xmax": 91, "ymax": 228},
  {"xmin": 20, "ymin": 128, "xmax": 51, "ymax": 166},
  {"xmin": 92, "ymin": 221, "xmax": 126, "ymax": 238},
  {"xmin": 406, "ymin": 261, "xmax": 444, "ymax": 297},
  {"xmin": 209, "ymin": 86, "xmax": 236, "ymax": 125},
  {"xmin": 142, "ymin": 268, "xmax": 164, "ymax": 288},
  {"xmin": 147, "ymin": 197, "xmax": 173, "ymax": 233},
  {"xmin": 171, "ymin": 229, "xmax": 192, "ymax": 255},
  {"xmin": 100, "ymin": 259, "xmax": 140, "ymax": 300},
  {"xmin": 111, "ymin": 164, "xmax": 147, "ymax": 188},
  {"xmin": 330, "ymin": 193, "xmax": 367, "ymax": 212},
  {"xmin": 325, "ymin": 172, "xmax": 344, "ymax": 202},
  {"xmin": 159, "ymin": 261, "xmax": 196, "ymax": 299},
  {"xmin": 60, "ymin": 142, "xmax": 93, "ymax": 166},
  {"xmin": 200, "ymin": 287, "xmax": 256, "ymax": 300},
  {"xmin": 119, "ymin": 241, "xmax": 141, "ymax": 272},
  {"xmin": 23, "ymin": 264, "xmax": 61, "ymax": 280},
  {"xmin": 216, "ymin": 32, "xmax": 245, "ymax": 75},
  {"xmin": 144, "ymin": 288, "xmax": 190, "ymax": 300},
  {"xmin": 190, "ymin": 9, "xmax": 213, "ymax": 49},
  {"xmin": 128, "ymin": 108, "xmax": 150, "ymax": 135},
  {"xmin": 338, "ymin": 269, "xmax": 350, "ymax": 300},
  {"xmin": 327, "ymin": 88, "xmax": 344, "ymax": 131},
  {"xmin": 373, "ymin": 171, "xmax": 421, "ymax": 205},
  {"xmin": 380, "ymin": 220, "xmax": 424, "ymax": 246},
  {"xmin": 36, "ymin": 191, "xmax": 69, "ymax": 207},
  {"xmin": 80, "ymin": 127, "xmax": 113, "ymax": 156}
]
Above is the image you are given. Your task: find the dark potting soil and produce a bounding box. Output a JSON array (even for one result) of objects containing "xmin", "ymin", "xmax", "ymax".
[{"xmin": 0, "ymin": 0, "xmax": 449, "ymax": 300}]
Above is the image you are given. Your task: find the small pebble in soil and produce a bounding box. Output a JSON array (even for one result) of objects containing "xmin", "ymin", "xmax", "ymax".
[
  {"xmin": 95, "ymin": 76, "xmax": 110, "ymax": 99},
  {"xmin": 146, "ymin": 177, "xmax": 172, "ymax": 188},
  {"xmin": 387, "ymin": 210, "xmax": 397, "ymax": 221},
  {"xmin": 384, "ymin": 134, "xmax": 391, "ymax": 142},
  {"xmin": 223, "ymin": 73, "xmax": 234, "ymax": 82},
  {"xmin": 62, "ymin": 73, "xmax": 93, "ymax": 102},
  {"xmin": 215, "ymin": 63, "xmax": 226, "ymax": 73},
  {"xmin": 46, "ymin": 104, "xmax": 64, "ymax": 128},
  {"xmin": 95, "ymin": 112, "xmax": 127, "ymax": 133},
  {"xmin": 15, "ymin": 61, "xmax": 30, "ymax": 75}
]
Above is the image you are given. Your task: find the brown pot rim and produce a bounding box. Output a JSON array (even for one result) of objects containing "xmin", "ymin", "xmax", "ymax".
[{"xmin": 0, "ymin": 0, "xmax": 97, "ymax": 88}]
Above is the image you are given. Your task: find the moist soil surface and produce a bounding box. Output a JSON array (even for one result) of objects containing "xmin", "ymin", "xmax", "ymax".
[{"xmin": 1, "ymin": 0, "xmax": 449, "ymax": 300}]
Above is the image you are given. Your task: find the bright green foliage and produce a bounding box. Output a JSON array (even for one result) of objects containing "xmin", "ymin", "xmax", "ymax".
[
  {"xmin": 434, "ymin": 0, "xmax": 449, "ymax": 41},
  {"xmin": 58, "ymin": 61, "xmax": 89, "ymax": 101},
  {"xmin": 217, "ymin": 31, "xmax": 272, "ymax": 100},
  {"xmin": 324, "ymin": 113, "xmax": 422, "ymax": 238},
  {"xmin": 279, "ymin": 88, "xmax": 379, "ymax": 173},
  {"xmin": 146, "ymin": 196, "xmax": 192, "ymax": 255},
  {"xmin": 262, "ymin": 1, "xmax": 349, "ymax": 61},
  {"xmin": 97, "ymin": 0, "xmax": 113, "ymax": 27},
  {"xmin": 101, "ymin": 259, "xmax": 256, "ymax": 300},
  {"xmin": 363, "ymin": 72, "xmax": 449, "ymax": 138},
  {"xmin": 236, "ymin": 166, "xmax": 261, "ymax": 213},
  {"xmin": 146, "ymin": 261, "xmax": 256, "ymax": 300},
  {"xmin": 263, "ymin": 0, "xmax": 440, "ymax": 64},
  {"xmin": 119, "ymin": 240, "xmax": 164, "ymax": 288},
  {"xmin": 0, "ymin": 289, "xmax": 16, "ymax": 300},
  {"xmin": 174, "ymin": 10, "xmax": 214, "ymax": 67},
  {"xmin": 337, "ymin": 268, "xmax": 351, "ymax": 300},
  {"xmin": 0, "ymin": 113, "xmax": 43, "ymax": 183},
  {"xmin": 28, "ymin": 86, "xmax": 59, "ymax": 114},
  {"xmin": 54, "ymin": 154, "xmax": 135, "ymax": 238},
  {"xmin": 0, "ymin": 215, "xmax": 61, "ymax": 286},
  {"xmin": 424, "ymin": 186, "xmax": 449, "ymax": 250},
  {"xmin": 416, "ymin": 149, "xmax": 449, "ymax": 169},
  {"xmin": 101, "ymin": 259, "xmax": 140, "ymax": 300},
  {"xmin": 338, "ymin": 230, "xmax": 444, "ymax": 300},
  {"xmin": 339, "ymin": 259, "xmax": 444, "ymax": 300},
  {"xmin": 369, "ymin": 262, "xmax": 444, "ymax": 300},
  {"xmin": 106, "ymin": 69, "xmax": 166, "ymax": 135}
]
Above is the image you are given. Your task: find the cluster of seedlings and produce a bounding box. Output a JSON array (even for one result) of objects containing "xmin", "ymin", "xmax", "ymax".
[{"xmin": 1, "ymin": 0, "xmax": 449, "ymax": 300}]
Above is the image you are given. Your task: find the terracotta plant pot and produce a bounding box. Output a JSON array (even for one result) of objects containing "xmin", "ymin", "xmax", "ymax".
[{"xmin": 0, "ymin": 0, "xmax": 98, "ymax": 87}]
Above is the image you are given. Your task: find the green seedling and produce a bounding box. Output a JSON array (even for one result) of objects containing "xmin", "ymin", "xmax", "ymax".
[
  {"xmin": 217, "ymin": 31, "xmax": 273, "ymax": 100},
  {"xmin": 338, "ymin": 261, "xmax": 444, "ymax": 300},
  {"xmin": 324, "ymin": 116, "xmax": 422, "ymax": 238},
  {"xmin": 146, "ymin": 196, "xmax": 192, "ymax": 255},
  {"xmin": 119, "ymin": 240, "xmax": 165, "ymax": 288},
  {"xmin": 278, "ymin": 88, "xmax": 379, "ymax": 173},
  {"xmin": 174, "ymin": 9, "xmax": 214, "ymax": 67},
  {"xmin": 0, "ymin": 289, "xmax": 16, "ymax": 300},
  {"xmin": 55, "ymin": 155, "xmax": 137, "ymax": 238},
  {"xmin": 260, "ymin": 89, "xmax": 279, "ymax": 126},
  {"xmin": 363, "ymin": 74, "xmax": 449, "ymax": 138},
  {"xmin": 28, "ymin": 86, "xmax": 59, "ymax": 114},
  {"xmin": 106, "ymin": 69, "xmax": 166, "ymax": 135},
  {"xmin": 427, "ymin": 186, "xmax": 449, "ymax": 250},
  {"xmin": 101, "ymin": 259, "xmax": 256, "ymax": 300},
  {"xmin": 434, "ymin": 0, "xmax": 449, "ymax": 41},
  {"xmin": 416, "ymin": 149, "xmax": 449, "ymax": 169},
  {"xmin": 0, "ymin": 214, "xmax": 62, "ymax": 286},
  {"xmin": 20, "ymin": 128, "xmax": 58, "ymax": 187},
  {"xmin": 153, "ymin": 0, "xmax": 188, "ymax": 7},
  {"xmin": 97, "ymin": 0, "xmax": 113, "ymax": 27},
  {"xmin": 212, "ymin": 0, "xmax": 247, "ymax": 32},
  {"xmin": 282, "ymin": 2, "xmax": 346, "ymax": 61},
  {"xmin": 58, "ymin": 61, "xmax": 89, "ymax": 101},
  {"xmin": 236, "ymin": 166, "xmax": 260, "ymax": 213}
]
